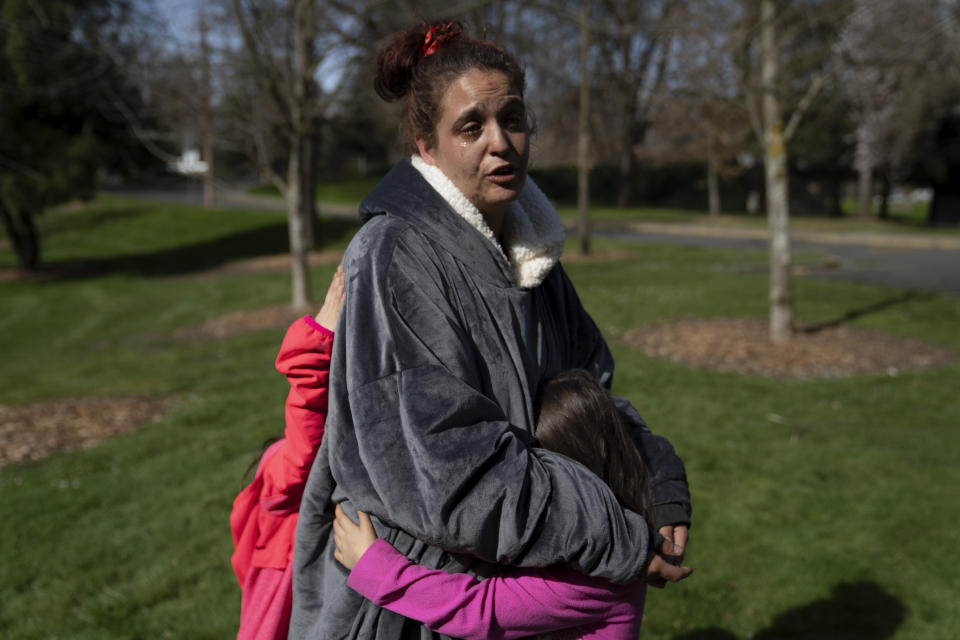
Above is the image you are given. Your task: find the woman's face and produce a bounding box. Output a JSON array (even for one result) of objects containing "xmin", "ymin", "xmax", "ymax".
[{"xmin": 416, "ymin": 69, "xmax": 530, "ymax": 220}]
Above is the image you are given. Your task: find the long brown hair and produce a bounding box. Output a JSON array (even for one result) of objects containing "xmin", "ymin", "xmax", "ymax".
[{"xmin": 535, "ymin": 369, "xmax": 651, "ymax": 519}]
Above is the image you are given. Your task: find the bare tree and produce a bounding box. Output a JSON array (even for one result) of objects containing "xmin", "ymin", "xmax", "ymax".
[
  {"xmin": 594, "ymin": 0, "xmax": 679, "ymax": 208},
  {"xmin": 198, "ymin": 12, "xmax": 216, "ymax": 209},
  {"xmin": 577, "ymin": 0, "xmax": 592, "ymax": 254},
  {"xmin": 514, "ymin": 0, "xmax": 675, "ymax": 249},
  {"xmin": 638, "ymin": 94, "xmax": 750, "ymax": 216},
  {"xmin": 835, "ymin": 0, "xmax": 947, "ymax": 219},
  {"xmin": 646, "ymin": 0, "xmax": 751, "ymax": 217},
  {"xmin": 229, "ymin": 0, "xmax": 326, "ymax": 310},
  {"xmin": 737, "ymin": 0, "xmax": 840, "ymax": 342}
]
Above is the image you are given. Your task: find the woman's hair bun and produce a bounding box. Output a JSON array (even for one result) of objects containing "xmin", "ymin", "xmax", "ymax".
[
  {"xmin": 374, "ymin": 20, "xmax": 464, "ymax": 103},
  {"xmin": 374, "ymin": 19, "xmax": 523, "ymax": 150}
]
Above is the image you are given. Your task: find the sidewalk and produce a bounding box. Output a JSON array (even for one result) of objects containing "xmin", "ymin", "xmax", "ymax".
[
  {"xmin": 589, "ymin": 220, "xmax": 960, "ymax": 251},
  {"xmin": 581, "ymin": 219, "xmax": 960, "ymax": 293}
]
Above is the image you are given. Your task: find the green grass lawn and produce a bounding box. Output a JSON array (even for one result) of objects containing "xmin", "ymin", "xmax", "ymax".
[
  {"xmin": 2, "ymin": 196, "xmax": 958, "ymax": 638},
  {"xmin": 248, "ymin": 177, "xmax": 381, "ymax": 204}
]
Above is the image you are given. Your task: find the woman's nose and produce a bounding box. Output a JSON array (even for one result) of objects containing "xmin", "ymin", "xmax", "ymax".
[{"xmin": 487, "ymin": 122, "xmax": 510, "ymax": 153}]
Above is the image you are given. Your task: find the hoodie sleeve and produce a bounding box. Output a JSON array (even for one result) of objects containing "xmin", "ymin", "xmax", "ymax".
[
  {"xmin": 552, "ymin": 265, "xmax": 692, "ymax": 530},
  {"xmin": 328, "ymin": 221, "xmax": 653, "ymax": 585},
  {"xmin": 346, "ymin": 539, "xmax": 641, "ymax": 640},
  {"xmin": 258, "ymin": 317, "xmax": 334, "ymax": 514}
]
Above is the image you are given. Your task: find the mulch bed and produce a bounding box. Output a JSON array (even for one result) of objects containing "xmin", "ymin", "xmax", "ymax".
[
  {"xmin": 172, "ymin": 304, "xmax": 304, "ymax": 340},
  {"xmin": 622, "ymin": 317, "xmax": 955, "ymax": 379},
  {"xmin": 187, "ymin": 249, "xmax": 345, "ymax": 278},
  {"xmin": 0, "ymin": 396, "xmax": 174, "ymax": 468},
  {"xmin": 6, "ymin": 311, "xmax": 953, "ymax": 469}
]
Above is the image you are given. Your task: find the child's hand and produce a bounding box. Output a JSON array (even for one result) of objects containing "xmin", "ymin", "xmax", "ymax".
[
  {"xmin": 315, "ymin": 265, "xmax": 345, "ymax": 331},
  {"xmin": 643, "ymin": 538, "xmax": 692, "ymax": 588},
  {"xmin": 333, "ymin": 503, "xmax": 377, "ymax": 571}
]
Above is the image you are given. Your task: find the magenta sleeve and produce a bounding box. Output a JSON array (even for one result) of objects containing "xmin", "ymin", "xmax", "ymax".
[{"xmin": 347, "ymin": 539, "xmax": 637, "ymax": 639}]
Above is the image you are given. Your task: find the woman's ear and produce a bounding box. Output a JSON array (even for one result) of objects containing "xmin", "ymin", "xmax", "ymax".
[{"xmin": 415, "ymin": 136, "xmax": 438, "ymax": 166}]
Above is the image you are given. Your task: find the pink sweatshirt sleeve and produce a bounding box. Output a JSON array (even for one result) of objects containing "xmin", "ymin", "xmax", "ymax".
[
  {"xmin": 347, "ymin": 539, "xmax": 640, "ymax": 640},
  {"xmin": 258, "ymin": 316, "xmax": 334, "ymax": 514},
  {"xmin": 231, "ymin": 318, "xmax": 335, "ymax": 579}
]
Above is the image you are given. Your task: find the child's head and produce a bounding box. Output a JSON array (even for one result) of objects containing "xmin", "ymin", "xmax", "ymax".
[{"xmin": 535, "ymin": 369, "xmax": 651, "ymax": 519}]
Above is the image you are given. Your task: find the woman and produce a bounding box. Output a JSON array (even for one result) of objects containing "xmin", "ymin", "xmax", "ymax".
[{"xmin": 290, "ymin": 21, "xmax": 691, "ymax": 639}]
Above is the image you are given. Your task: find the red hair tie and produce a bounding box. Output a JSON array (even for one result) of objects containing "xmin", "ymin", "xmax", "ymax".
[{"xmin": 422, "ymin": 22, "xmax": 462, "ymax": 57}]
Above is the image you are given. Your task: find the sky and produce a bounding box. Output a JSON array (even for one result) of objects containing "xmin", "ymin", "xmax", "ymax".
[
  {"xmin": 140, "ymin": 0, "xmax": 349, "ymax": 92},
  {"xmin": 141, "ymin": 0, "xmax": 207, "ymax": 50}
]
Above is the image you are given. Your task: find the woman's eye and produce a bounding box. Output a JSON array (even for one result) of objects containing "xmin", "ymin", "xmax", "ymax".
[
  {"xmin": 503, "ymin": 112, "xmax": 526, "ymax": 131},
  {"xmin": 460, "ymin": 124, "xmax": 481, "ymax": 139}
]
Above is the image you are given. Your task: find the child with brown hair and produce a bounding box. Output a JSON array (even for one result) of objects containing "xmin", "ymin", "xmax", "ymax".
[{"xmin": 332, "ymin": 368, "xmax": 691, "ymax": 640}]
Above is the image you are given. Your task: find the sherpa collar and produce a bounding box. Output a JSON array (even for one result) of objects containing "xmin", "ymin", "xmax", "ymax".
[{"xmin": 410, "ymin": 155, "xmax": 565, "ymax": 289}]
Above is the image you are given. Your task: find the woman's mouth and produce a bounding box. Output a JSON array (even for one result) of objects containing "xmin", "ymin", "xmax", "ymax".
[{"xmin": 487, "ymin": 165, "xmax": 520, "ymax": 184}]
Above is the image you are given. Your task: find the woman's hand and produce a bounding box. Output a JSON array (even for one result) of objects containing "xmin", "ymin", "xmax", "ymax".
[
  {"xmin": 333, "ymin": 503, "xmax": 377, "ymax": 571},
  {"xmin": 643, "ymin": 537, "xmax": 693, "ymax": 588},
  {"xmin": 315, "ymin": 265, "xmax": 346, "ymax": 331}
]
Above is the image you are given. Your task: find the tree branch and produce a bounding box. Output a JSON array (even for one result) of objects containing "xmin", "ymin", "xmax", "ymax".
[
  {"xmin": 105, "ymin": 89, "xmax": 181, "ymax": 164},
  {"xmin": 230, "ymin": 0, "xmax": 294, "ymax": 125},
  {"xmin": 783, "ymin": 71, "xmax": 825, "ymax": 142},
  {"xmin": 250, "ymin": 123, "xmax": 288, "ymax": 199},
  {"xmin": 740, "ymin": 60, "xmax": 764, "ymax": 146}
]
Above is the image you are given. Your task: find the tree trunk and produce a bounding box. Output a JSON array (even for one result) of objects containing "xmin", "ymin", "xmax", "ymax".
[
  {"xmin": 616, "ymin": 146, "xmax": 633, "ymax": 209},
  {"xmin": 200, "ymin": 11, "xmax": 215, "ymax": 209},
  {"xmin": 761, "ymin": 0, "xmax": 793, "ymax": 342},
  {"xmin": 855, "ymin": 122, "xmax": 874, "ymax": 217},
  {"xmin": 707, "ymin": 137, "xmax": 721, "ymax": 217},
  {"xmin": 300, "ymin": 131, "xmax": 316, "ymax": 249},
  {"xmin": 856, "ymin": 164, "xmax": 872, "ymax": 217},
  {"xmin": 577, "ymin": 0, "xmax": 591, "ymax": 255},
  {"xmin": 202, "ymin": 107, "xmax": 215, "ymax": 209},
  {"xmin": 616, "ymin": 81, "xmax": 641, "ymax": 210},
  {"xmin": 765, "ymin": 138, "xmax": 792, "ymax": 342},
  {"xmin": 829, "ymin": 173, "xmax": 843, "ymax": 217},
  {"xmin": 287, "ymin": 136, "xmax": 311, "ymax": 311},
  {"xmin": 284, "ymin": 0, "xmax": 318, "ymax": 310},
  {"xmin": 0, "ymin": 203, "xmax": 40, "ymax": 272},
  {"xmin": 878, "ymin": 164, "xmax": 891, "ymax": 219}
]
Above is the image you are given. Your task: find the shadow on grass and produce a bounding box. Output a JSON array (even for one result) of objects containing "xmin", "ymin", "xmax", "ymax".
[
  {"xmin": 42, "ymin": 206, "xmax": 151, "ymax": 235},
  {"xmin": 38, "ymin": 217, "xmax": 358, "ymax": 280},
  {"xmin": 798, "ymin": 291, "xmax": 934, "ymax": 334},
  {"xmin": 672, "ymin": 581, "xmax": 905, "ymax": 640}
]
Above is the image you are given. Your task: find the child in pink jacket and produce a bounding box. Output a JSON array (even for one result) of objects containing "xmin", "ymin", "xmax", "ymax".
[
  {"xmin": 332, "ymin": 369, "xmax": 692, "ymax": 640},
  {"xmin": 230, "ymin": 267, "xmax": 344, "ymax": 640}
]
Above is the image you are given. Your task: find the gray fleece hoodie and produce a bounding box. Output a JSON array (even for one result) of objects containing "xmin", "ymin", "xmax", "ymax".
[{"xmin": 289, "ymin": 157, "xmax": 690, "ymax": 639}]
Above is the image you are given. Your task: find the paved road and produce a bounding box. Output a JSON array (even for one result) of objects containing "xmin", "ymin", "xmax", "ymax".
[
  {"xmin": 110, "ymin": 184, "xmax": 959, "ymax": 294},
  {"xmin": 106, "ymin": 183, "xmax": 357, "ymax": 217},
  {"xmin": 597, "ymin": 225, "xmax": 960, "ymax": 294}
]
